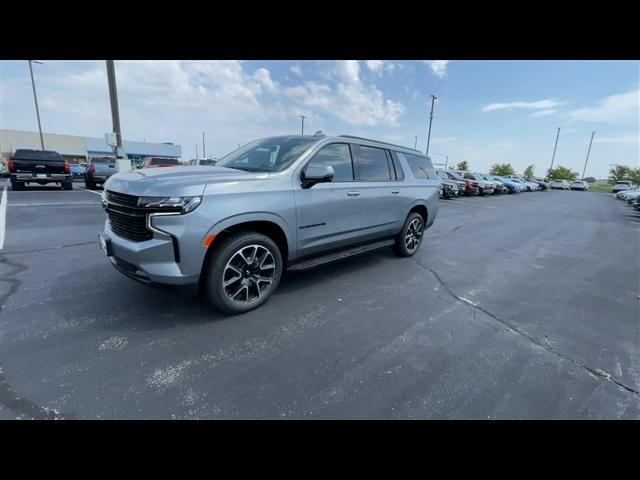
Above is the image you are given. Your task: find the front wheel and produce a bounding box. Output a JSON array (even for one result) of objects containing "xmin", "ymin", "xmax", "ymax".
[
  {"xmin": 202, "ymin": 232, "xmax": 283, "ymax": 314},
  {"xmin": 393, "ymin": 212, "xmax": 425, "ymax": 257}
]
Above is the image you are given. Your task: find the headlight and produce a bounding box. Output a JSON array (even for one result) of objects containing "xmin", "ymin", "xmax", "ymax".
[{"xmin": 137, "ymin": 196, "xmax": 202, "ymax": 213}]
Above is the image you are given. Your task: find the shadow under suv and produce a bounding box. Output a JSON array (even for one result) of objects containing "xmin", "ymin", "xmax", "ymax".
[{"xmin": 99, "ymin": 135, "xmax": 440, "ymax": 314}]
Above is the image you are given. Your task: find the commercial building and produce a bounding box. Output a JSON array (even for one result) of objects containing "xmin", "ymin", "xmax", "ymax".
[{"xmin": 1, "ymin": 129, "xmax": 181, "ymax": 168}]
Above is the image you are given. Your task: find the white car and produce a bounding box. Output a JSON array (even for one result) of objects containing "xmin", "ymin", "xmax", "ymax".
[
  {"xmin": 612, "ymin": 180, "xmax": 636, "ymax": 194},
  {"xmin": 617, "ymin": 189, "xmax": 640, "ymax": 201},
  {"xmin": 570, "ymin": 180, "xmax": 590, "ymax": 191},
  {"xmin": 549, "ymin": 179, "xmax": 570, "ymax": 190}
]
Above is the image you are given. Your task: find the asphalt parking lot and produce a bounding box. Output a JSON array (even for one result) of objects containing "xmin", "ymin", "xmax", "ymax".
[{"xmin": 1, "ymin": 182, "xmax": 639, "ymax": 419}]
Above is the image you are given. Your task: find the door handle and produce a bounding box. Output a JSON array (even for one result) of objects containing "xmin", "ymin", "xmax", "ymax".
[
  {"xmin": 391, "ymin": 189, "xmax": 400, "ymax": 194},
  {"xmin": 347, "ymin": 191, "xmax": 361, "ymax": 197}
]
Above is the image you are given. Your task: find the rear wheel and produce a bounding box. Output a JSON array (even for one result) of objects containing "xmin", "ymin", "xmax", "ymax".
[
  {"xmin": 85, "ymin": 178, "xmax": 96, "ymax": 190},
  {"xmin": 62, "ymin": 180, "xmax": 73, "ymax": 190},
  {"xmin": 202, "ymin": 232, "xmax": 283, "ymax": 314},
  {"xmin": 394, "ymin": 212, "xmax": 424, "ymax": 257},
  {"xmin": 10, "ymin": 178, "xmax": 24, "ymax": 191}
]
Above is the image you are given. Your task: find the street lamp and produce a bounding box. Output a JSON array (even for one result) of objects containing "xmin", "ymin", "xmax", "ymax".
[
  {"xmin": 202, "ymin": 131, "xmax": 206, "ymax": 159},
  {"xmin": 426, "ymin": 94, "xmax": 437, "ymax": 155},
  {"xmin": 299, "ymin": 115, "xmax": 307, "ymax": 135},
  {"xmin": 28, "ymin": 60, "xmax": 45, "ymax": 150}
]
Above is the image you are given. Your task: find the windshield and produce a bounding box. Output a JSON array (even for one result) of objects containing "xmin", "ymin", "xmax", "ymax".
[{"xmin": 216, "ymin": 137, "xmax": 318, "ymax": 173}]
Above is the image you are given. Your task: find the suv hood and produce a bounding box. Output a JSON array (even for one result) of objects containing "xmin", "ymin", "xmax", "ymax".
[{"xmin": 105, "ymin": 166, "xmax": 269, "ymax": 197}]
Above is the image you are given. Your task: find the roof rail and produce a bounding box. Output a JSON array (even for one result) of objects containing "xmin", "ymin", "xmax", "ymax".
[{"xmin": 338, "ymin": 135, "xmax": 422, "ymax": 153}]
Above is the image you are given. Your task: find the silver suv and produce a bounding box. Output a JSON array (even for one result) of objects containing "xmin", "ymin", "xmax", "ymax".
[{"xmin": 99, "ymin": 135, "xmax": 440, "ymax": 313}]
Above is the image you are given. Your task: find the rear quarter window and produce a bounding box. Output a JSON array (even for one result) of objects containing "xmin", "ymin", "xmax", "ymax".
[{"xmin": 399, "ymin": 152, "xmax": 435, "ymax": 180}]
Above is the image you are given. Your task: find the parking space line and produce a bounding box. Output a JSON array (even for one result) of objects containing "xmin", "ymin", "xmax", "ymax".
[
  {"xmin": 8, "ymin": 202, "xmax": 101, "ymax": 207},
  {"xmin": 0, "ymin": 186, "xmax": 7, "ymax": 250},
  {"xmin": 77, "ymin": 187, "xmax": 103, "ymax": 195}
]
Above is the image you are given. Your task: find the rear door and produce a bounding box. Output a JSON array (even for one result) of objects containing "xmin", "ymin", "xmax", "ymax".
[
  {"xmin": 294, "ymin": 143, "xmax": 364, "ymax": 257},
  {"xmin": 354, "ymin": 144, "xmax": 407, "ymax": 238}
]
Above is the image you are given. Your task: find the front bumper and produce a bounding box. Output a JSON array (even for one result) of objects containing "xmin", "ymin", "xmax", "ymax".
[{"xmin": 101, "ymin": 224, "xmax": 200, "ymax": 286}]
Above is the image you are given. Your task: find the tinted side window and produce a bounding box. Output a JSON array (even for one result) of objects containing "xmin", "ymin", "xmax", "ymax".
[
  {"xmin": 464, "ymin": 173, "xmax": 474, "ymax": 180},
  {"xmin": 357, "ymin": 145, "xmax": 392, "ymax": 181},
  {"xmin": 404, "ymin": 153, "xmax": 433, "ymax": 179},
  {"xmin": 305, "ymin": 143, "xmax": 354, "ymax": 182}
]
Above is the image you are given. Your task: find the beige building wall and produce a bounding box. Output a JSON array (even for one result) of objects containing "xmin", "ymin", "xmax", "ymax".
[{"xmin": 1, "ymin": 129, "xmax": 87, "ymax": 164}]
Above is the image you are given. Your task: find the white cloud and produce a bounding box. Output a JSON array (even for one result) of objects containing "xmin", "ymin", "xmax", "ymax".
[
  {"xmin": 424, "ymin": 61, "xmax": 450, "ymax": 78},
  {"xmin": 290, "ymin": 63, "xmax": 302, "ymax": 77},
  {"xmin": 482, "ymin": 98, "xmax": 565, "ymax": 113},
  {"xmin": 366, "ymin": 60, "xmax": 384, "ymax": 72},
  {"xmin": 530, "ymin": 109, "xmax": 558, "ymax": 117},
  {"xmin": 284, "ymin": 61, "xmax": 405, "ymax": 126},
  {"xmin": 253, "ymin": 67, "xmax": 278, "ymax": 93},
  {"xmin": 565, "ymin": 89, "xmax": 639, "ymax": 125}
]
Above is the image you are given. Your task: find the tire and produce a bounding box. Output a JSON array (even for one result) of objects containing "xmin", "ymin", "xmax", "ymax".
[
  {"xmin": 10, "ymin": 178, "xmax": 24, "ymax": 191},
  {"xmin": 62, "ymin": 181, "xmax": 73, "ymax": 190},
  {"xmin": 202, "ymin": 232, "xmax": 283, "ymax": 314},
  {"xmin": 85, "ymin": 178, "xmax": 96, "ymax": 190},
  {"xmin": 393, "ymin": 212, "xmax": 425, "ymax": 257}
]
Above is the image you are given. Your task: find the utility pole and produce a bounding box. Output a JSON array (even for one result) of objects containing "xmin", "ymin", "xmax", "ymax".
[
  {"xmin": 582, "ymin": 131, "xmax": 596, "ymax": 180},
  {"xmin": 28, "ymin": 60, "xmax": 45, "ymax": 150},
  {"xmin": 426, "ymin": 95, "xmax": 437, "ymax": 155},
  {"xmin": 445, "ymin": 155, "xmax": 449, "ymax": 169},
  {"xmin": 548, "ymin": 127, "xmax": 561, "ymax": 179},
  {"xmin": 202, "ymin": 131, "xmax": 206, "ymax": 159},
  {"xmin": 106, "ymin": 61, "xmax": 124, "ymax": 158},
  {"xmin": 299, "ymin": 115, "xmax": 307, "ymax": 135},
  {"xmin": 414, "ymin": 136, "xmax": 418, "ymax": 149}
]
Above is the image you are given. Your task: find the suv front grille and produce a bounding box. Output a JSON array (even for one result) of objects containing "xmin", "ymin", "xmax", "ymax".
[
  {"xmin": 107, "ymin": 207, "xmax": 152, "ymax": 242},
  {"xmin": 105, "ymin": 190, "xmax": 139, "ymax": 208}
]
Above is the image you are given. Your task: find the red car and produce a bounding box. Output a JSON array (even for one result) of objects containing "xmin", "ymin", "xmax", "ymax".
[
  {"xmin": 442, "ymin": 170, "xmax": 479, "ymax": 196},
  {"xmin": 139, "ymin": 157, "xmax": 180, "ymax": 168}
]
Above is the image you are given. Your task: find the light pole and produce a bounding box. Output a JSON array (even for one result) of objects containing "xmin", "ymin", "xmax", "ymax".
[
  {"xmin": 105, "ymin": 61, "xmax": 124, "ymax": 158},
  {"xmin": 28, "ymin": 60, "xmax": 45, "ymax": 150},
  {"xmin": 582, "ymin": 131, "xmax": 596, "ymax": 180},
  {"xmin": 426, "ymin": 94, "xmax": 437, "ymax": 155},
  {"xmin": 548, "ymin": 127, "xmax": 561, "ymax": 179},
  {"xmin": 195, "ymin": 144, "xmax": 198, "ymax": 160},
  {"xmin": 202, "ymin": 131, "xmax": 206, "ymax": 159},
  {"xmin": 299, "ymin": 115, "xmax": 307, "ymax": 135},
  {"xmin": 414, "ymin": 136, "xmax": 418, "ymax": 149},
  {"xmin": 430, "ymin": 152, "xmax": 448, "ymax": 169}
]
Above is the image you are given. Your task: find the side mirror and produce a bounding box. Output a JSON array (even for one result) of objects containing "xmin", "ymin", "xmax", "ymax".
[{"xmin": 301, "ymin": 164, "xmax": 335, "ymax": 189}]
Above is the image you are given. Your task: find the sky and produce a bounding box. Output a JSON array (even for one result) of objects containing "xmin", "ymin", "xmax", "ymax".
[{"xmin": 1, "ymin": 60, "xmax": 638, "ymax": 178}]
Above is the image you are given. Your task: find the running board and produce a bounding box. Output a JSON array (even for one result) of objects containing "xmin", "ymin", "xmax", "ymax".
[{"xmin": 288, "ymin": 239, "xmax": 395, "ymax": 272}]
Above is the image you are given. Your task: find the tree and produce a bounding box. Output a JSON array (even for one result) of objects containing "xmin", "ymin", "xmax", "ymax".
[
  {"xmin": 455, "ymin": 161, "xmax": 469, "ymax": 171},
  {"xmin": 548, "ymin": 165, "xmax": 578, "ymax": 181},
  {"xmin": 630, "ymin": 168, "xmax": 640, "ymax": 185},
  {"xmin": 583, "ymin": 177, "xmax": 596, "ymax": 184},
  {"xmin": 489, "ymin": 163, "xmax": 514, "ymax": 176},
  {"xmin": 523, "ymin": 164, "xmax": 535, "ymax": 178},
  {"xmin": 608, "ymin": 164, "xmax": 634, "ymax": 184}
]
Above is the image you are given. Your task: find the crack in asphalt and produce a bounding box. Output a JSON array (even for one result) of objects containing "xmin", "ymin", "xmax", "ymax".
[
  {"xmin": 0, "ymin": 369, "xmax": 70, "ymax": 420},
  {"xmin": 0, "ymin": 254, "xmax": 28, "ymax": 314},
  {"xmin": 2, "ymin": 240, "xmax": 97, "ymax": 255},
  {"xmin": 413, "ymin": 259, "xmax": 640, "ymax": 398}
]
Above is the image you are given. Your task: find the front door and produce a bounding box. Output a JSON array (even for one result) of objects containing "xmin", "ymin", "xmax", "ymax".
[{"xmin": 294, "ymin": 143, "xmax": 364, "ymax": 258}]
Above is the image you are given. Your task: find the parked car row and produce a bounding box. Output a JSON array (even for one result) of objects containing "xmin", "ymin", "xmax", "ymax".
[
  {"xmin": 615, "ymin": 187, "xmax": 640, "ymax": 212},
  {"xmin": 435, "ymin": 170, "xmax": 548, "ymax": 199}
]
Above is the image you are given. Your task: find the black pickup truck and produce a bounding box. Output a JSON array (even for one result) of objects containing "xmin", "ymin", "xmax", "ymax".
[{"xmin": 7, "ymin": 149, "xmax": 73, "ymax": 190}]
